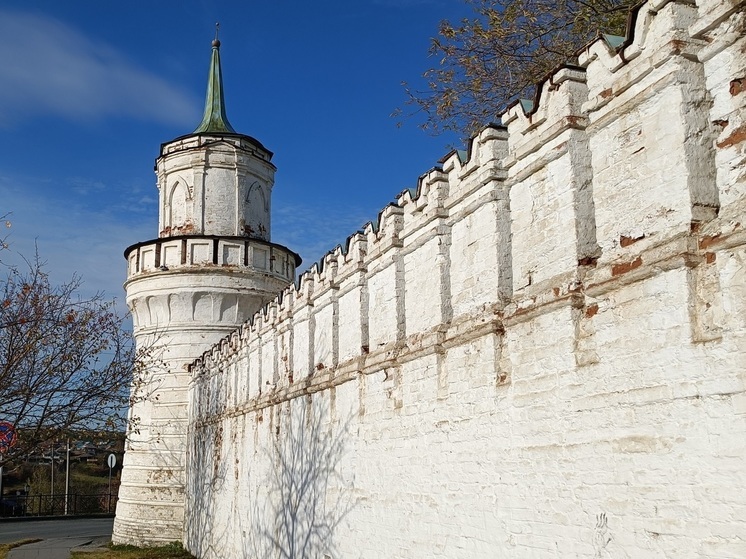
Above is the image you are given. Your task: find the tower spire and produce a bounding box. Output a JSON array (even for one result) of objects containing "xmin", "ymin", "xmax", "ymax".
[{"xmin": 193, "ymin": 23, "xmax": 236, "ymax": 134}]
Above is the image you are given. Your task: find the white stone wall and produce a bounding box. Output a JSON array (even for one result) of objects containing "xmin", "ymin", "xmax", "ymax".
[{"xmin": 186, "ymin": 0, "xmax": 746, "ymax": 557}]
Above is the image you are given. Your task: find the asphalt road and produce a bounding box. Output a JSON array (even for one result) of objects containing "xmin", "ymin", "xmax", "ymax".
[
  {"xmin": 0, "ymin": 517, "xmax": 113, "ymax": 558},
  {"xmin": 0, "ymin": 517, "xmax": 114, "ymax": 543}
]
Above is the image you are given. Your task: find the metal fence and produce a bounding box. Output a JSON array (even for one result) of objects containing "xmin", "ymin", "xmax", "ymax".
[{"xmin": 0, "ymin": 492, "xmax": 117, "ymax": 517}]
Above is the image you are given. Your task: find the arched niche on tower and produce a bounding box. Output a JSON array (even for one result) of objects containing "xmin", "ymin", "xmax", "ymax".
[
  {"xmin": 243, "ymin": 180, "xmax": 269, "ymax": 240},
  {"xmin": 162, "ymin": 177, "xmax": 194, "ymax": 237}
]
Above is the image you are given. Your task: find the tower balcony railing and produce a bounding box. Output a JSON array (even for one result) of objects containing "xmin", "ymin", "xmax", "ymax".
[{"xmin": 124, "ymin": 235, "xmax": 301, "ymax": 283}]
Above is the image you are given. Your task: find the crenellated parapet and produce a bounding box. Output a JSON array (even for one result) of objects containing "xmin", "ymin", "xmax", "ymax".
[
  {"xmin": 125, "ymin": 235, "xmax": 298, "ymax": 284},
  {"xmin": 579, "ymin": 0, "xmax": 720, "ymax": 277},
  {"xmin": 189, "ymin": 0, "xmax": 745, "ymax": 413},
  {"xmin": 186, "ymin": 3, "xmax": 746, "ymax": 556},
  {"xmin": 502, "ymin": 66, "xmax": 597, "ymax": 299}
]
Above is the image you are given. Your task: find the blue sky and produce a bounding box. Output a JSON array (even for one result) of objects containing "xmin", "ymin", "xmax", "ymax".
[{"xmin": 0, "ymin": 1, "xmax": 470, "ymax": 313}]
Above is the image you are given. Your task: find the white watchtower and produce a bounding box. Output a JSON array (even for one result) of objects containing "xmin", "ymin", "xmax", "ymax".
[{"xmin": 113, "ymin": 36, "xmax": 299, "ymax": 545}]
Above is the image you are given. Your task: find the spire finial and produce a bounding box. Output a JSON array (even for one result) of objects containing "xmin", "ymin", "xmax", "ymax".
[{"xmin": 193, "ymin": 27, "xmax": 235, "ymax": 134}]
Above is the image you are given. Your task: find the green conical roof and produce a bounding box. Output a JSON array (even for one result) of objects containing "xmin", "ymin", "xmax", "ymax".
[{"xmin": 193, "ymin": 37, "xmax": 236, "ymax": 134}]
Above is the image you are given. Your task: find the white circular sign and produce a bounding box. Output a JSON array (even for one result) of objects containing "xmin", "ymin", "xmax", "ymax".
[{"xmin": 107, "ymin": 453, "xmax": 117, "ymax": 469}]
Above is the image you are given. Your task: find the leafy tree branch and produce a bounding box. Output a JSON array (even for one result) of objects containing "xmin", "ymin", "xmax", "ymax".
[{"xmin": 398, "ymin": 0, "xmax": 632, "ymax": 136}]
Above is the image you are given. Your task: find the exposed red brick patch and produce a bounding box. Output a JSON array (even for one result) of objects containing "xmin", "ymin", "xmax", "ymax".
[
  {"xmin": 552, "ymin": 287, "xmax": 560, "ymax": 296},
  {"xmin": 600, "ymin": 88, "xmax": 613, "ymax": 99},
  {"xmin": 585, "ymin": 304, "xmax": 599, "ymax": 318},
  {"xmin": 161, "ymin": 223, "xmax": 195, "ymax": 236},
  {"xmin": 716, "ymin": 125, "xmax": 746, "ymax": 148},
  {"xmin": 705, "ymin": 252, "xmax": 716, "ymax": 264},
  {"xmin": 620, "ymin": 234, "xmax": 645, "ymax": 247},
  {"xmin": 691, "ymin": 222, "xmax": 701, "ymax": 233},
  {"xmin": 612, "ymin": 256, "xmax": 642, "ymax": 276},
  {"xmin": 699, "ymin": 234, "xmax": 721, "ymax": 249},
  {"xmin": 730, "ymin": 78, "xmax": 746, "ymax": 96},
  {"xmin": 316, "ymin": 362, "xmax": 325, "ymax": 371},
  {"xmin": 578, "ymin": 256, "xmax": 599, "ymax": 267}
]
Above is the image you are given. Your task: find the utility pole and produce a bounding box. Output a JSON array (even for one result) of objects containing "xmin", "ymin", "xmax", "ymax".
[{"xmin": 64, "ymin": 438, "xmax": 70, "ymax": 515}]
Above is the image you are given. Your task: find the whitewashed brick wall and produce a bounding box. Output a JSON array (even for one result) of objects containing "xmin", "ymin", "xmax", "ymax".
[{"xmin": 185, "ymin": 0, "xmax": 746, "ymax": 557}]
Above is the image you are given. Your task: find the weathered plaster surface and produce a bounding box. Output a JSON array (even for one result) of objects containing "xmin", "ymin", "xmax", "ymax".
[
  {"xmin": 127, "ymin": 0, "xmax": 746, "ymax": 555},
  {"xmin": 112, "ymin": 132, "xmax": 296, "ymax": 545}
]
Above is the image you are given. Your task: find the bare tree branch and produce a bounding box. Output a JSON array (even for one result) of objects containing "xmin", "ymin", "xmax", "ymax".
[{"xmin": 0, "ymin": 253, "xmax": 136, "ymax": 465}]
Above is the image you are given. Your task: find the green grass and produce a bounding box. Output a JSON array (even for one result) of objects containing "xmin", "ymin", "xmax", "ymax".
[
  {"xmin": 70, "ymin": 541, "xmax": 196, "ymax": 559},
  {"xmin": 0, "ymin": 539, "xmax": 42, "ymax": 559},
  {"xmin": 71, "ymin": 471, "xmax": 111, "ymax": 486}
]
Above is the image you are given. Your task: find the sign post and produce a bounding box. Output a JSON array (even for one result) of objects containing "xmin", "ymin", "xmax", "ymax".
[
  {"xmin": 107, "ymin": 453, "xmax": 116, "ymax": 513},
  {"xmin": 64, "ymin": 439, "xmax": 70, "ymax": 515}
]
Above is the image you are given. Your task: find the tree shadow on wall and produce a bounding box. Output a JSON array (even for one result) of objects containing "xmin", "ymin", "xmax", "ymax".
[
  {"xmin": 184, "ymin": 391, "xmax": 232, "ymax": 559},
  {"xmin": 244, "ymin": 395, "xmax": 355, "ymax": 559}
]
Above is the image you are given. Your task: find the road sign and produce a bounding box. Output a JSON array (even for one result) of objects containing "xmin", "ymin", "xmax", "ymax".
[
  {"xmin": 107, "ymin": 453, "xmax": 116, "ymax": 469},
  {"xmin": 0, "ymin": 421, "xmax": 17, "ymax": 453}
]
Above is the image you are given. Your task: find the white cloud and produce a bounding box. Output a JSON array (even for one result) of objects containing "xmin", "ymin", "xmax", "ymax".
[
  {"xmin": 0, "ymin": 174, "xmax": 153, "ymax": 318},
  {"xmin": 0, "ymin": 9, "xmax": 199, "ymax": 126}
]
